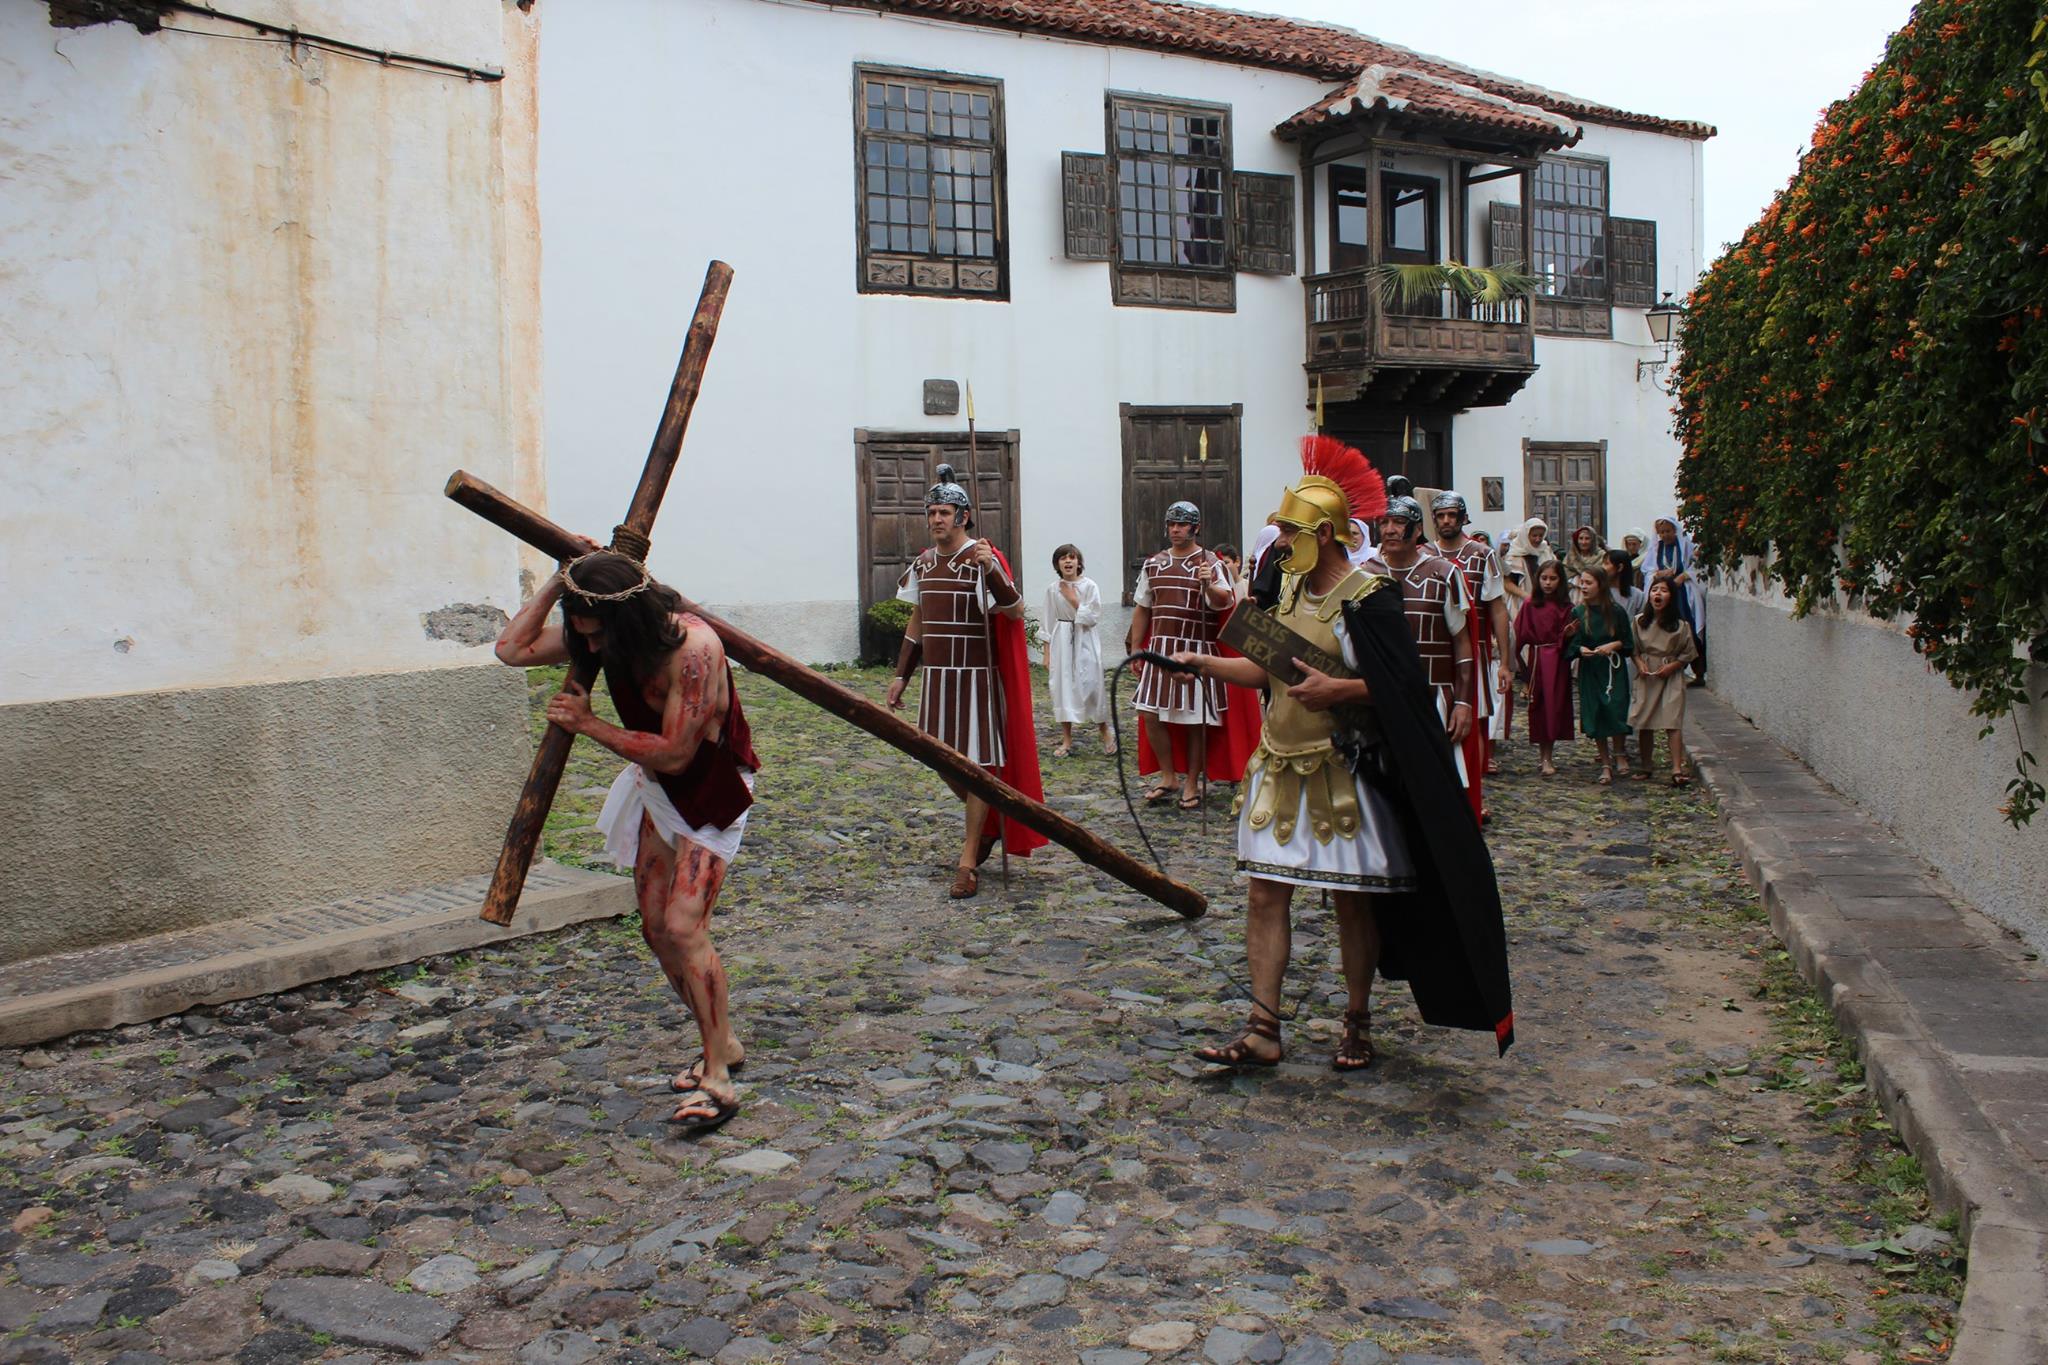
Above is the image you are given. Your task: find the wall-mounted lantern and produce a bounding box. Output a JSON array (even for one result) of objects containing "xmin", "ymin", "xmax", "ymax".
[{"xmin": 1637, "ymin": 292, "xmax": 1684, "ymax": 392}]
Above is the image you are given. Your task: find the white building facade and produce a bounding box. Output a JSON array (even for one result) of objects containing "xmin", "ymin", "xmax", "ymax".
[{"xmin": 538, "ymin": 0, "xmax": 1711, "ymax": 662}]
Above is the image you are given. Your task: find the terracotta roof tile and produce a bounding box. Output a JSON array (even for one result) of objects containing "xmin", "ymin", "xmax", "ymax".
[
  {"xmin": 1280, "ymin": 64, "xmax": 1583, "ymax": 148},
  {"xmin": 821, "ymin": 0, "xmax": 1715, "ymax": 140}
]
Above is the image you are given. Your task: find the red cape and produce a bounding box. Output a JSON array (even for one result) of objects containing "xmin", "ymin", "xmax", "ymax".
[
  {"xmin": 1135, "ymin": 641, "xmax": 1261, "ymax": 784},
  {"xmin": 986, "ymin": 546, "xmax": 1048, "ymax": 856}
]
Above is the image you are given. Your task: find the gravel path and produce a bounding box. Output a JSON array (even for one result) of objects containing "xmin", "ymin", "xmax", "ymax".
[{"xmin": 0, "ymin": 665, "xmax": 1960, "ymax": 1364}]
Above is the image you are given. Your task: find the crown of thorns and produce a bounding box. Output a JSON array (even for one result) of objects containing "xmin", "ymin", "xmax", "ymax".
[{"xmin": 560, "ymin": 550, "xmax": 653, "ymax": 603}]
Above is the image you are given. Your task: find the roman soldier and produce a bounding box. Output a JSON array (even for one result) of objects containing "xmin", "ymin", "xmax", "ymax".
[
  {"xmin": 1431, "ymin": 490, "xmax": 1510, "ymax": 824},
  {"xmin": 1175, "ymin": 436, "xmax": 1513, "ymax": 1071},
  {"xmin": 1128, "ymin": 501, "xmax": 1249, "ymax": 808},
  {"xmin": 886, "ymin": 465, "xmax": 1046, "ymax": 897},
  {"xmin": 1366, "ymin": 495, "xmax": 1476, "ymax": 794}
]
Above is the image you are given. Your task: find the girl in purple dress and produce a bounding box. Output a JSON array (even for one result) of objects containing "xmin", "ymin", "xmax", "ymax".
[{"xmin": 1513, "ymin": 560, "xmax": 1577, "ymax": 776}]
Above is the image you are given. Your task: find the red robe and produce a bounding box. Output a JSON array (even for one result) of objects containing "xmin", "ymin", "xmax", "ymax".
[
  {"xmin": 985, "ymin": 546, "xmax": 1047, "ymax": 856},
  {"xmin": 1135, "ymin": 640, "xmax": 1259, "ymax": 784}
]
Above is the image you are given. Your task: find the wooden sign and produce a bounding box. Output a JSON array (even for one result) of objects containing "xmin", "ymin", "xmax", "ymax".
[{"xmin": 1218, "ymin": 600, "xmax": 1353, "ymax": 686}]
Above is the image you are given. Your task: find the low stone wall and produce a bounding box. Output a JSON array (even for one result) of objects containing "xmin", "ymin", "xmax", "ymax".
[
  {"xmin": 1706, "ymin": 586, "xmax": 2048, "ymax": 953},
  {"xmin": 0, "ymin": 665, "xmax": 531, "ymax": 965}
]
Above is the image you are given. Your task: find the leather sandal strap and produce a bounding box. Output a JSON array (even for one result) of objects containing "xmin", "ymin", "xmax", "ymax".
[{"xmin": 1244, "ymin": 1014, "xmax": 1282, "ymax": 1042}]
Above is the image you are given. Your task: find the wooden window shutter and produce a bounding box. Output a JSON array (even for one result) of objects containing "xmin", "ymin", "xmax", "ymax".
[
  {"xmin": 1061, "ymin": 151, "xmax": 1113, "ymax": 262},
  {"xmin": 1230, "ymin": 170, "xmax": 1296, "ymax": 275},
  {"xmin": 1487, "ymin": 201, "xmax": 1524, "ymax": 268},
  {"xmin": 1609, "ymin": 216, "xmax": 1658, "ymax": 307}
]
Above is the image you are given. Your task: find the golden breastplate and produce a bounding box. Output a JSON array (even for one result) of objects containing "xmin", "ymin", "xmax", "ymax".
[{"xmin": 1235, "ymin": 570, "xmax": 1381, "ymax": 846}]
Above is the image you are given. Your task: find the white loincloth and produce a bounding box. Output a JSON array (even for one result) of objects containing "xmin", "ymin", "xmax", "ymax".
[
  {"xmin": 596, "ymin": 764, "xmax": 753, "ymax": 870},
  {"xmin": 1235, "ymin": 763, "xmax": 1417, "ymax": 892}
]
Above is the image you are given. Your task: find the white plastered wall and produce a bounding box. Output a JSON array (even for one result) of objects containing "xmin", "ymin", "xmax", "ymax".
[
  {"xmin": 1458, "ymin": 124, "xmax": 1707, "ymax": 542},
  {"xmin": 0, "ymin": 0, "xmax": 539, "ymax": 707},
  {"xmin": 538, "ymin": 0, "xmax": 1710, "ymax": 660}
]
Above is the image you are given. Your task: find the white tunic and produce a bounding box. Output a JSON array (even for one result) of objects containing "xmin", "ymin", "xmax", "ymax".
[
  {"xmin": 1234, "ymin": 605, "xmax": 1417, "ymax": 893},
  {"xmin": 1044, "ymin": 576, "xmax": 1107, "ymax": 724}
]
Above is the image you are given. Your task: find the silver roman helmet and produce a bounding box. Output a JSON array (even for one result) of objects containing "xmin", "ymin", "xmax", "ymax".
[
  {"xmin": 927, "ymin": 464, "xmax": 972, "ymax": 524},
  {"xmin": 1431, "ymin": 490, "xmax": 1470, "ymax": 526}
]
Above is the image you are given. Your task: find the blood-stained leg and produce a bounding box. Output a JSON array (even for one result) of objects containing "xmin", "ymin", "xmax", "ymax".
[{"xmin": 634, "ymin": 815, "xmax": 742, "ymax": 1108}]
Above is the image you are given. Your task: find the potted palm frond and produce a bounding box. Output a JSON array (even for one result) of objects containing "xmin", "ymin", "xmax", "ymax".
[{"xmin": 1366, "ymin": 260, "xmax": 1544, "ymax": 314}]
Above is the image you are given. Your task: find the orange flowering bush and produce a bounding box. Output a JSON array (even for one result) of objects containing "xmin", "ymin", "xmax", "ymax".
[{"xmin": 1674, "ymin": 0, "xmax": 2048, "ymax": 825}]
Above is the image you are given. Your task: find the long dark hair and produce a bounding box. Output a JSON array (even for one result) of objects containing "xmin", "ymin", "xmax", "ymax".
[
  {"xmin": 1578, "ymin": 565, "xmax": 1624, "ymax": 637},
  {"xmin": 1533, "ymin": 559, "xmax": 1571, "ymax": 608},
  {"xmin": 1639, "ymin": 569, "xmax": 1683, "ymax": 632},
  {"xmin": 1603, "ymin": 548, "xmax": 1637, "ymax": 594},
  {"xmin": 560, "ymin": 552, "xmax": 685, "ymax": 682}
]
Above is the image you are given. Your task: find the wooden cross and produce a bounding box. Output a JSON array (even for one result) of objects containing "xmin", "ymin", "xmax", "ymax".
[{"xmin": 448, "ymin": 261, "xmax": 1205, "ymax": 925}]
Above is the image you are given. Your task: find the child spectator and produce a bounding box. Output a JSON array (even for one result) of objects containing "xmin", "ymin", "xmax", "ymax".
[
  {"xmin": 1573, "ymin": 566, "xmax": 1635, "ymax": 784},
  {"xmin": 1044, "ymin": 544, "xmax": 1112, "ymax": 757},
  {"xmin": 1630, "ymin": 570, "xmax": 1699, "ymax": 785},
  {"xmin": 1604, "ymin": 548, "xmax": 1645, "ymax": 619},
  {"xmin": 1213, "ymin": 544, "xmax": 1249, "ymax": 604},
  {"xmin": 1513, "ymin": 559, "xmax": 1576, "ymax": 777}
]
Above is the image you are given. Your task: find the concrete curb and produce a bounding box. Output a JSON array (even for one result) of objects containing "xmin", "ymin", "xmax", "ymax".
[
  {"xmin": 0, "ymin": 862, "xmax": 634, "ymax": 1048},
  {"xmin": 1689, "ymin": 692, "xmax": 2048, "ymax": 1365}
]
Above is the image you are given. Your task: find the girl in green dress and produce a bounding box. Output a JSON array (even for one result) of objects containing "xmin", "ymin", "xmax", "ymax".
[{"xmin": 1573, "ymin": 567, "xmax": 1635, "ymax": 784}]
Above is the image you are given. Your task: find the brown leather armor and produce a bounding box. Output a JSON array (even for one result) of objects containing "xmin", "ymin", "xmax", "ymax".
[
  {"xmin": 1367, "ymin": 548, "xmax": 1468, "ymax": 714},
  {"xmin": 1443, "ymin": 539, "xmax": 1495, "ymax": 718},
  {"xmin": 1134, "ymin": 548, "xmax": 1228, "ymax": 721},
  {"xmin": 900, "ymin": 541, "xmax": 1010, "ymax": 766}
]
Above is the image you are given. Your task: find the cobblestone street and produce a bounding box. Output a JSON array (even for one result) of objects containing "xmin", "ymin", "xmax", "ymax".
[{"xmin": 0, "ymin": 666, "xmax": 1962, "ymax": 1365}]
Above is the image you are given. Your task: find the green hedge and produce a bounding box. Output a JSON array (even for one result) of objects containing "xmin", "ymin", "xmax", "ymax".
[{"xmin": 1674, "ymin": 0, "xmax": 2048, "ymax": 824}]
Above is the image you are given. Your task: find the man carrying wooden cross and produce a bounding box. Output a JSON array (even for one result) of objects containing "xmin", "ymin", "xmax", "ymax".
[{"xmin": 494, "ymin": 548, "xmax": 755, "ymax": 1134}]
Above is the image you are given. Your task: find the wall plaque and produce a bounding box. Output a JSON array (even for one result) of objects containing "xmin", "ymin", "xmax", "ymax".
[{"xmin": 923, "ymin": 380, "xmax": 960, "ymax": 416}]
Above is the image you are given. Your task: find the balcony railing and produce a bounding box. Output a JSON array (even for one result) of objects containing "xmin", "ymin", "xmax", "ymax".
[{"xmin": 1305, "ymin": 268, "xmax": 1535, "ymax": 372}]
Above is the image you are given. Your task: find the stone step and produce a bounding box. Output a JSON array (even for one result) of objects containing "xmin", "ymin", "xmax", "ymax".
[{"xmin": 0, "ymin": 861, "xmax": 632, "ymax": 1047}]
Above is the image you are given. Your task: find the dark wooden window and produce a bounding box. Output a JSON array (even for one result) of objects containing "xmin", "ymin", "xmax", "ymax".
[
  {"xmin": 855, "ymin": 66, "xmax": 1007, "ymax": 299},
  {"xmin": 1331, "ymin": 165, "xmax": 1371, "ymax": 271},
  {"xmin": 1232, "ymin": 172, "xmax": 1296, "ymax": 275},
  {"xmin": 1524, "ymin": 439, "xmax": 1606, "ymax": 536},
  {"xmin": 1609, "ymin": 217, "xmax": 1659, "ymax": 307},
  {"xmin": 1060, "ymin": 94, "xmax": 1292, "ymax": 311},
  {"xmin": 854, "ymin": 429, "xmax": 1021, "ymax": 660},
  {"xmin": 1118, "ymin": 405, "xmax": 1242, "ymax": 605},
  {"xmin": 1112, "ymin": 96, "xmax": 1229, "ymax": 268},
  {"xmin": 1381, "ymin": 172, "xmax": 1441, "ymax": 317},
  {"xmin": 1530, "ymin": 156, "xmax": 1611, "ymax": 337},
  {"xmin": 1532, "ymin": 158, "xmax": 1607, "ymax": 301}
]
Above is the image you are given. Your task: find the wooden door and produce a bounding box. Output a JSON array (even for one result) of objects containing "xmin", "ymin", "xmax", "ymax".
[
  {"xmin": 1328, "ymin": 165, "xmax": 1372, "ymax": 273},
  {"xmin": 1119, "ymin": 405, "xmax": 1242, "ymax": 604},
  {"xmin": 1322, "ymin": 403, "xmax": 1451, "ymax": 496},
  {"xmin": 856, "ymin": 429, "xmax": 1021, "ymax": 661},
  {"xmin": 1523, "ymin": 439, "xmax": 1606, "ymax": 536}
]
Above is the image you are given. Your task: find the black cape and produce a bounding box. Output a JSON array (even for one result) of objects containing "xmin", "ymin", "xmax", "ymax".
[{"xmin": 1253, "ymin": 549, "xmax": 1515, "ymax": 1053}]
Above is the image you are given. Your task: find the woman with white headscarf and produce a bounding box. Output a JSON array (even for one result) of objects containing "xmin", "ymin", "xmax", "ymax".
[
  {"xmin": 1501, "ymin": 518, "xmax": 1558, "ymax": 601},
  {"xmin": 1651, "ymin": 513, "xmax": 1706, "ymax": 680}
]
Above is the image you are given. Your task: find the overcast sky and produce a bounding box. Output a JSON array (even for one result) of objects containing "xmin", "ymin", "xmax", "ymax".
[{"xmin": 1214, "ymin": 0, "xmax": 1916, "ymax": 261}]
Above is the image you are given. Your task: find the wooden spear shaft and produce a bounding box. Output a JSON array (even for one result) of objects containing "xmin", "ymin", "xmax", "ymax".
[
  {"xmin": 471, "ymin": 261, "xmax": 733, "ymax": 926},
  {"xmin": 446, "ymin": 472, "xmax": 1208, "ymax": 921}
]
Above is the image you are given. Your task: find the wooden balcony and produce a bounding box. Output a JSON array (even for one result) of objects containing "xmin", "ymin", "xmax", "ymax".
[{"xmin": 1304, "ymin": 268, "xmax": 1537, "ymax": 409}]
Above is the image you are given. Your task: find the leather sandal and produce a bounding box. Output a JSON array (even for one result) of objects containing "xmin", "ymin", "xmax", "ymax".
[
  {"xmin": 1195, "ymin": 1014, "xmax": 1282, "ymax": 1068},
  {"xmin": 671, "ymin": 1054, "xmax": 745, "ymax": 1094},
  {"xmin": 948, "ymin": 867, "xmax": 978, "ymax": 899},
  {"xmin": 1332, "ymin": 1008, "xmax": 1375, "ymax": 1072}
]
